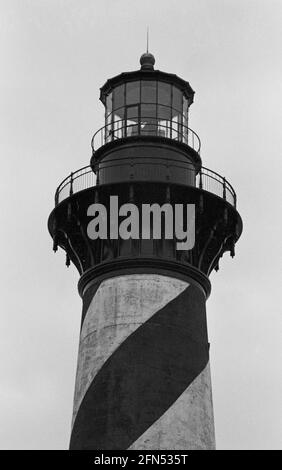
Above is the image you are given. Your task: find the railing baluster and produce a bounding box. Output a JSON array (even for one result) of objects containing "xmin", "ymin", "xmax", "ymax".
[
  {"xmin": 223, "ymin": 177, "xmax": 226, "ymax": 200},
  {"xmin": 69, "ymin": 172, "xmax": 73, "ymax": 197}
]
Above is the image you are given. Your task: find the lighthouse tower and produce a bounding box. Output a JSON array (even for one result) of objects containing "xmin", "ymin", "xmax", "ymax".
[{"xmin": 48, "ymin": 53, "xmax": 242, "ymax": 450}]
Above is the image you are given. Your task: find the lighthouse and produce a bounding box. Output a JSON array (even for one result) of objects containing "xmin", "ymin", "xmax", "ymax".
[{"xmin": 48, "ymin": 52, "xmax": 242, "ymax": 450}]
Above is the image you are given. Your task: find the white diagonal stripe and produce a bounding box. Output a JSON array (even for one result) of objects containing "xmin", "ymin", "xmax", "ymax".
[{"xmin": 128, "ymin": 362, "xmax": 215, "ymax": 450}]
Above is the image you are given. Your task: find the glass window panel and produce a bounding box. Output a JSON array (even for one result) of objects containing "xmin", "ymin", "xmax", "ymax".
[
  {"xmin": 157, "ymin": 118, "xmax": 169, "ymax": 139},
  {"xmin": 114, "ymin": 107, "xmax": 125, "ymax": 120},
  {"xmin": 183, "ymin": 116, "xmax": 188, "ymax": 144},
  {"xmin": 141, "ymin": 104, "xmax": 157, "ymax": 119},
  {"xmin": 183, "ymin": 96, "xmax": 188, "ymax": 118},
  {"xmin": 157, "ymin": 104, "xmax": 171, "ymax": 120},
  {"xmin": 171, "ymin": 115, "xmax": 181, "ymax": 141},
  {"xmin": 183, "ymin": 96, "xmax": 189, "ymax": 137},
  {"xmin": 157, "ymin": 82, "xmax": 171, "ymax": 106},
  {"xmin": 171, "ymin": 106, "xmax": 182, "ymax": 120},
  {"xmin": 113, "ymin": 114, "xmax": 121, "ymax": 127},
  {"xmin": 126, "ymin": 106, "xmax": 139, "ymax": 137},
  {"xmin": 113, "ymin": 117, "xmax": 125, "ymax": 139},
  {"xmin": 106, "ymin": 92, "xmax": 112, "ymax": 117},
  {"xmin": 126, "ymin": 81, "xmax": 140, "ymax": 105},
  {"xmin": 172, "ymin": 86, "xmax": 183, "ymax": 114},
  {"xmin": 140, "ymin": 105, "xmax": 157, "ymax": 136},
  {"xmin": 106, "ymin": 112, "xmax": 112, "ymax": 129},
  {"xmin": 141, "ymin": 81, "xmax": 157, "ymax": 103},
  {"xmin": 182, "ymin": 97, "xmax": 188, "ymax": 144},
  {"xmin": 175, "ymin": 117, "xmax": 185, "ymax": 143},
  {"xmin": 113, "ymin": 84, "xmax": 125, "ymax": 112},
  {"xmin": 127, "ymin": 105, "xmax": 139, "ymax": 121}
]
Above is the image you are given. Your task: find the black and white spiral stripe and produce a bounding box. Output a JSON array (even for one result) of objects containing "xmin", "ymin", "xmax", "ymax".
[{"xmin": 70, "ymin": 274, "xmax": 215, "ymax": 450}]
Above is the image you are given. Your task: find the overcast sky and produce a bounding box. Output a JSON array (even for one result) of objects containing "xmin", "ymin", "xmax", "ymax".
[{"xmin": 0, "ymin": 0, "xmax": 281, "ymax": 450}]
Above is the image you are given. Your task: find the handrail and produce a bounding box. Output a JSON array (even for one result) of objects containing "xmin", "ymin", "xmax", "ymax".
[
  {"xmin": 55, "ymin": 163, "xmax": 237, "ymax": 208},
  {"xmin": 91, "ymin": 118, "xmax": 201, "ymax": 155}
]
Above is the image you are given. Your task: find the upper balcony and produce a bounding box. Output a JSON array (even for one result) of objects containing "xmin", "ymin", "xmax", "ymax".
[{"xmin": 54, "ymin": 163, "xmax": 237, "ymax": 208}]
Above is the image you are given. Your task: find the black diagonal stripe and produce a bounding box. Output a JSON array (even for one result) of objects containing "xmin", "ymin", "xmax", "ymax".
[{"xmin": 70, "ymin": 283, "xmax": 209, "ymax": 450}]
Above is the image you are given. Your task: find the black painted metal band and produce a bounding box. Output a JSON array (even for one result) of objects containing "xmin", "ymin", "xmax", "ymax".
[{"xmin": 78, "ymin": 257, "xmax": 211, "ymax": 300}]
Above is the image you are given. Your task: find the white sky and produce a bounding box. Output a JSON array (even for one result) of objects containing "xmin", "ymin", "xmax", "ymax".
[{"xmin": 0, "ymin": 0, "xmax": 281, "ymax": 450}]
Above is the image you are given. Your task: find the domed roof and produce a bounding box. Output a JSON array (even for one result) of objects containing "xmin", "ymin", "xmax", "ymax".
[{"xmin": 99, "ymin": 53, "xmax": 195, "ymax": 106}]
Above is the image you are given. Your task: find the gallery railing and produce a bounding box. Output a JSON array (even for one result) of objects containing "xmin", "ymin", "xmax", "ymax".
[
  {"xmin": 54, "ymin": 163, "xmax": 236, "ymax": 208},
  {"xmin": 91, "ymin": 118, "xmax": 201, "ymax": 154}
]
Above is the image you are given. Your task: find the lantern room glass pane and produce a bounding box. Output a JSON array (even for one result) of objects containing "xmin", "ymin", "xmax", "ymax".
[
  {"xmin": 157, "ymin": 104, "xmax": 171, "ymax": 120},
  {"xmin": 102, "ymin": 80, "xmax": 191, "ymax": 145},
  {"xmin": 141, "ymin": 81, "xmax": 157, "ymax": 103},
  {"xmin": 113, "ymin": 108, "xmax": 125, "ymax": 120},
  {"xmin": 127, "ymin": 105, "xmax": 139, "ymax": 120},
  {"xmin": 106, "ymin": 92, "xmax": 112, "ymax": 117},
  {"xmin": 141, "ymin": 104, "xmax": 157, "ymax": 136},
  {"xmin": 126, "ymin": 106, "xmax": 139, "ymax": 137},
  {"xmin": 113, "ymin": 84, "xmax": 125, "ymax": 112},
  {"xmin": 183, "ymin": 96, "xmax": 188, "ymax": 118},
  {"xmin": 157, "ymin": 82, "xmax": 171, "ymax": 107},
  {"xmin": 171, "ymin": 114, "xmax": 182, "ymax": 140},
  {"xmin": 141, "ymin": 104, "xmax": 157, "ymax": 119},
  {"xmin": 106, "ymin": 111, "xmax": 112, "ymax": 129},
  {"xmin": 126, "ymin": 81, "xmax": 140, "ymax": 105},
  {"xmin": 182, "ymin": 96, "xmax": 188, "ymax": 143},
  {"xmin": 172, "ymin": 86, "xmax": 183, "ymax": 115}
]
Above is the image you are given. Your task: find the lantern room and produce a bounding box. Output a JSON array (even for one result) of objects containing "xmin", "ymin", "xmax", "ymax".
[
  {"xmin": 99, "ymin": 52, "xmax": 196, "ymax": 147},
  {"xmin": 91, "ymin": 53, "xmax": 202, "ymax": 186}
]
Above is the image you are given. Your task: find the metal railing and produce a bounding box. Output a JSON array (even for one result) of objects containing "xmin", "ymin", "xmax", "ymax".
[
  {"xmin": 55, "ymin": 165, "xmax": 96, "ymax": 205},
  {"xmin": 91, "ymin": 118, "xmax": 201, "ymax": 154},
  {"xmin": 55, "ymin": 163, "xmax": 236, "ymax": 207}
]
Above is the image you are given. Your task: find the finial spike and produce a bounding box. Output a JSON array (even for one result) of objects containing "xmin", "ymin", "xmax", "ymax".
[{"xmin": 146, "ymin": 26, "xmax": 149, "ymax": 53}]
